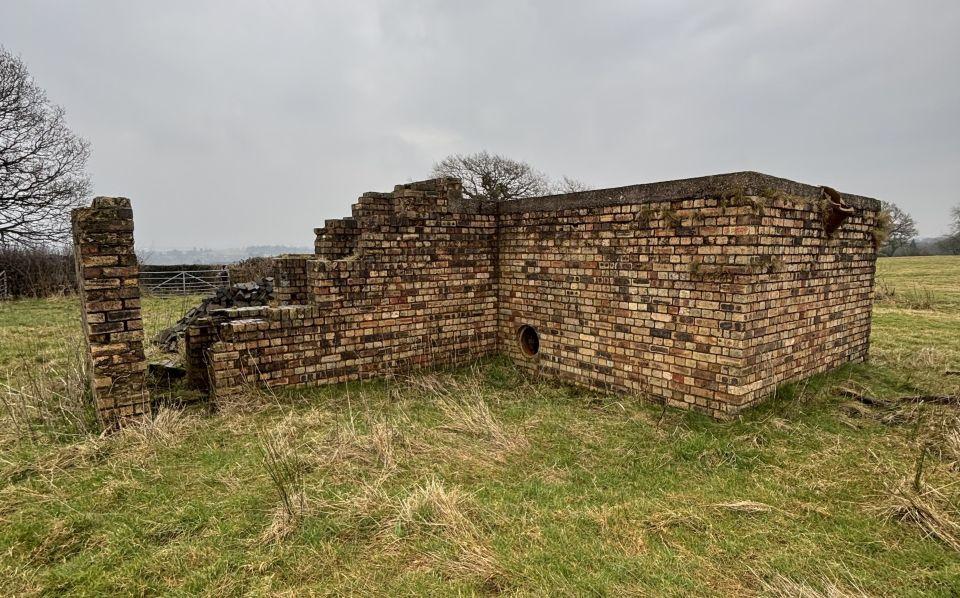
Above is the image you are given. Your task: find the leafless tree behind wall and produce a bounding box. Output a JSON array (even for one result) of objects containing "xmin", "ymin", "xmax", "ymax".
[
  {"xmin": 432, "ymin": 151, "xmax": 552, "ymax": 202},
  {"xmin": 942, "ymin": 204, "xmax": 960, "ymax": 254},
  {"xmin": 878, "ymin": 201, "xmax": 919, "ymax": 256},
  {"xmin": 432, "ymin": 151, "xmax": 592, "ymax": 202},
  {"xmin": 553, "ymin": 175, "xmax": 591, "ymax": 194},
  {"xmin": 0, "ymin": 47, "xmax": 90, "ymax": 247}
]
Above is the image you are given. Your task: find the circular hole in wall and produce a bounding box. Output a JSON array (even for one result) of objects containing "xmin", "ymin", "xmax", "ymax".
[{"xmin": 518, "ymin": 325, "xmax": 540, "ymax": 357}]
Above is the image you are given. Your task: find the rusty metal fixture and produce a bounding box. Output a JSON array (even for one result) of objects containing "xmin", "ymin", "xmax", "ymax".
[
  {"xmin": 820, "ymin": 186, "xmax": 855, "ymax": 235},
  {"xmin": 518, "ymin": 324, "xmax": 540, "ymax": 357}
]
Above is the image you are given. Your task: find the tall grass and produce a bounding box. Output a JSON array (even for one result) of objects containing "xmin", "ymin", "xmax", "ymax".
[
  {"xmin": 0, "ymin": 339, "xmax": 96, "ymax": 444},
  {"xmin": 258, "ymin": 425, "xmax": 306, "ymax": 543},
  {"xmin": 2, "ymin": 260, "xmax": 960, "ymax": 594},
  {"xmin": 874, "ymin": 281, "xmax": 937, "ymax": 310},
  {"xmin": 754, "ymin": 572, "xmax": 869, "ymax": 598}
]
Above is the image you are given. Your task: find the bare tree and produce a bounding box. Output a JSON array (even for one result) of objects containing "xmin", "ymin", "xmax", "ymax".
[
  {"xmin": 552, "ymin": 175, "xmax": 591, "ymax": 194},
  {"xmin": 432, "ymin": 151, "xmax": 552, "ymax": 202},
  {"xmin": 1, "ymin": 47, "xmax": 90, "ymax": 247},
  {"xmin": 878, "ymin": 201, "xmax": 918, "ymax": 256},
  {"xmin": 432, "ymin": 151, "xmax": 592, "ymax": 202},
  {"xmin": 940, "ymin": 204, "xmax": 960, "ymax": 255}
]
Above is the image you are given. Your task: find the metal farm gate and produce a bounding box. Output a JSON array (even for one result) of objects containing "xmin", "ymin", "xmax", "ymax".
[{"xmin": 139, "ymin": 267, "xmax": 230, "ymax": 296}]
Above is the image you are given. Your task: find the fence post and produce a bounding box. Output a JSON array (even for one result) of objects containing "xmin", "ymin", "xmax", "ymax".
[{"xmin": 71, "ymin": 196, "xmax": 151, "ymax": 428}]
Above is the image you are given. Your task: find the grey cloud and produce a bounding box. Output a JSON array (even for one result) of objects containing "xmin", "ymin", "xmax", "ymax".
[{"xmin": 1, "ymin": 0, "xmax": 957, "ymax": 247}]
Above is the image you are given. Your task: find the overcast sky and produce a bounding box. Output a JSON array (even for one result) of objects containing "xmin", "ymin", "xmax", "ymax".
[{"xmin": 2, "ymin": 1, "xmax": 958, "ymax": 248}]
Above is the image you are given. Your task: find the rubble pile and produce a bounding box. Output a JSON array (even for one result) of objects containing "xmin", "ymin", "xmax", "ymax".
[{"xmin": 154, "ymin": 279, "xmax": 274, "ymax": 352}]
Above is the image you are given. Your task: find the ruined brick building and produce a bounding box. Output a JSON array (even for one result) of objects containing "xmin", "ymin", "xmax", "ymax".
[
  {"xmin": 183, "ymin": 171, "xmax": 881, "ymax": 419},
  {"xmin": 73, "ymin": 171, "xmax": 881, "ymax": 424}
]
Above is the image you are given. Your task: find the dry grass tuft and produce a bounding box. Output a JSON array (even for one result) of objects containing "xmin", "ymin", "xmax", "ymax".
[
  {"xmin": 308, "ymin": 410, "xmax": 404, "ymax": 473},
  {"xmin": 392, "ymin": 477, "xmax": 472, "ymax": 534},
  {"xmin": 0, "ymin": 436, "xmax": 108, "ymax": 484},
  {"xmin": 2, "ymin": 406, "xmax": 198, "ymax": 482},
  {"xmin": 882, "ymin": 482, "xmax": 960, "ymax": 553},
  {"xmin": 409, "ymin": 373, "xmax": 528, "ymax": 458},
  {"xmin": 711, "ymin": 500, "xmax": 774, "ymax": 514},
  {"xmin": 214, "ymin": 385, "xmax": 282, "ymax": 416},
  {"xmin": 369, "ymin": 419, "xmax": 397, "ymax": 470},
  {"xmin": 643, "ymin": 509, "xmax": 709, "ymax": 538},
  {"xmin": 437, "ymin": 394, "xmax": 523, "ymax": 452},
  {"xmin": 258, "ymin": 425, "xmax": 306, "ymax": 543},
  {"xmin": 644, "ymin": 499, "xmax": 781, "ymax": 547},
  {"xmin": 308, "ymin": 475, "xmax": 394, "ymax": 542},
  {"xmin": 874, "ymin": 283, "xmax": 936, "ymax": 311},
  {"xmin": 944, "ymin": 426, "xmax": 960, "ymax": 472},
  {"xmin": 388, "ymin": 478, "xmax": 505, "ymax": 589},
  {"xmin": 260, "ymin": 489, "xmax": 307, "ymax": 545},
  {"xmin": 754, "ymin": 572, "xmax": 870, "ymax": 598},
  {"xmin": 873, "ymin": 280, "xmax": 897, "ymax": 304},
  {"xmin": 118, "ymin": 407, "xmax": 196, "ymax": 447}
]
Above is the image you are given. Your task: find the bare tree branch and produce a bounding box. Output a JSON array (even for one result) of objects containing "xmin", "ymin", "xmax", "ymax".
[
  {"xmin": 938, "ymin": 205, "xmax": 960, "ymax": 255},
  {"xmin": 0, "ymin": 47, "xmax": 90, "ymax": 247},
  {"xmin": 431, "ymin": 151, "xmax": 552, "ymax": 202},
  {"xmin": 551, "ymin": 176, "xmax": 591, "ymax": 194}
]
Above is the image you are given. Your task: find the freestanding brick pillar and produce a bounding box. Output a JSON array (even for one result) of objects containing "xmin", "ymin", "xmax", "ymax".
[{"xmin": 72, "ymin": 196, "xmax": 150, "ymax": 428}]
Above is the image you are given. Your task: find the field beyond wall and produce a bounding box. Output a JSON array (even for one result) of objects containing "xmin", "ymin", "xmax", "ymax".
[{"xmin": 1, "ymin": 256, "xmax": 959, "ymax": 595}]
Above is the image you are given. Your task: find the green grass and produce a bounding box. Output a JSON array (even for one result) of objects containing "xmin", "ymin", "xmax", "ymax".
[
  {"xmin": 0, "ymin": 293, "xmax": 202, "ymax": 382},
  {"xmin": 2, "ymin": 260, "xmax": 960, "ymax": 595},
  {"xmin": 876, "ymin": 255, "xmax": 960, "ymax": 311}
]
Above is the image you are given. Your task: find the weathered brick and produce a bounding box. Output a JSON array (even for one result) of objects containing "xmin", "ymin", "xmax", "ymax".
[
  {"xmin": 72, "ymin": 196, "xmax": 150, "ymax": 428},
  {"xmin": 171, "ymin": 173, "xmax": 879, "ymax": 420}
]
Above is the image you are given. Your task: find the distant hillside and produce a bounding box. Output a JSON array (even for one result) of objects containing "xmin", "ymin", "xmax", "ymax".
[{"xmin": 139, "ymin": 245, "xmax": 313, "ymax": 265}]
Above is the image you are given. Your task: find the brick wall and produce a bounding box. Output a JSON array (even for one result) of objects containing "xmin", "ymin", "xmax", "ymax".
[
  {"xmin": 498, "ymin": 195, "xmax": 746, "ymax": 416},
  {"xmin": 187, "ymin": 172, "xmax": 880, "ymax": 418},
  {"xmin": 72, "ymin": 197, "xmax": 151, "ymax": 427},
  {"xmin": 497, "ymin": 174, "xmax": 879, "ymax": 417},
  {"xmin": 737, "ymin": 194, "xmax": 878, "ymax": 409},
  {"xmin": 273, "ymin": 254, "xmax": 312, "ymax": 305},
  {"xmin": 190, "ymin": 179, "xmax": 499, "ymax": 400}
]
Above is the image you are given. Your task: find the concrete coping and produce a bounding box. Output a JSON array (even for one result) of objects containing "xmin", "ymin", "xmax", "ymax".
[{"xmin": 495, "ymin": 171, "xmax": 881, "ymax": 215}]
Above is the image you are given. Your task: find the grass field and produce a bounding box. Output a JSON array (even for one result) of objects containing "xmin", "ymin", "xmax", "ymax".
[{"xmin": 1, "ymin": 257, "xmax": 959, "ymax": 596}]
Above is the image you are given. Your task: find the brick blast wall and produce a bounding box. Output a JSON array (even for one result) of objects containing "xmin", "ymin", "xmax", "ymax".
[
  {"xmin": 185, "ymin": 172, "xmax": 880, "ymax": 418},
  {"xmin": 497, "ymin": 182, "xmax": 879, "ymax": 416}
]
